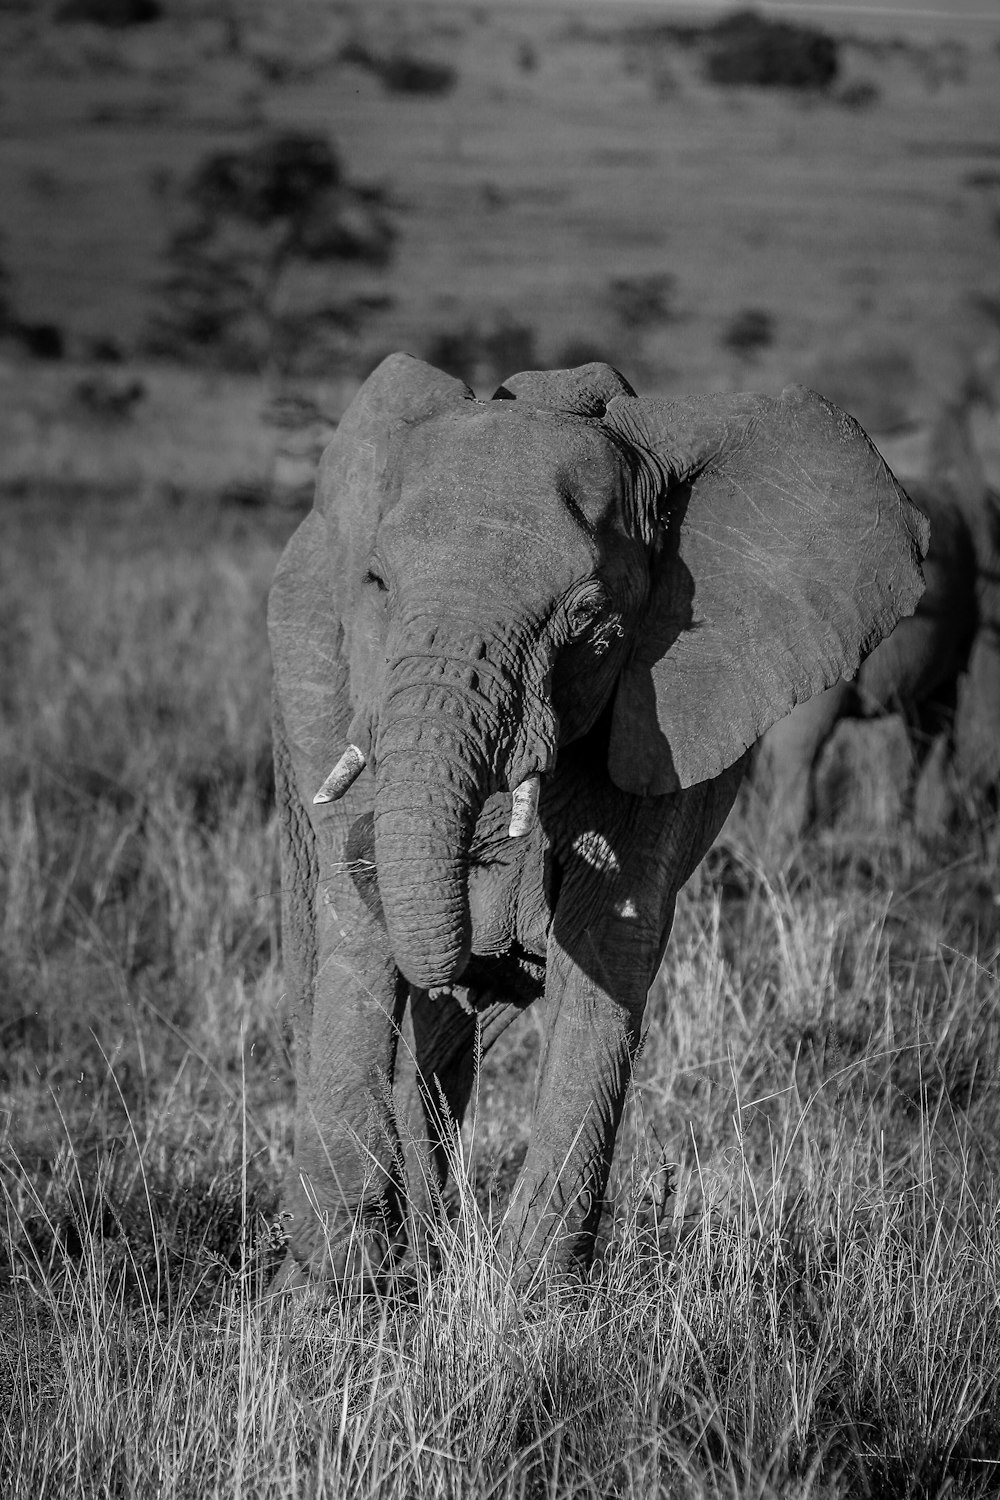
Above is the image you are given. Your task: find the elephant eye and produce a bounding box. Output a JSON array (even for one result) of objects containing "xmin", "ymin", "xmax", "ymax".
[
  {"xmin": 566, "ymin": 589, "xmax": 606, "ymax": 635},
  {"xmin": 364, "ymin": 562, "xmax": 389, "ymax": 593}
]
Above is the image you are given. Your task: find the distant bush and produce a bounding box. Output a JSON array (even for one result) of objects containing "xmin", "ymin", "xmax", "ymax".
[
  {"xmin": 146, "ymin": 130, "xmax": 395, "ymax": 375},
  {"xmin": 516, "ymin": 41, "xmax": 538, "ymax": 74},
  {"xmin": 484, "ymin": 320, "xmax": 536, "ymax": 383},
  {"xmin": 0, "ymin": 240, "xmax": 66, "ymax": 360},
  {"xmin": 424, "ymin": 317, "xmax": 537, "ymax": 389},
  {"xmin": 607, "ymin": 273, "xmax": 677, "ymax": 331},
  {"xmin": 340, "ymin": 41, "xmax": 457, "ymax": 96},
  {"xmin": 721, "ymin": 307, "xmax": 774, "ymax": 358},
  {"xmin": 9, "ymin": 322, "xmax": 65, "ymax": 360},
  {"xmin": 704, "ymin": 10, "xmax": 838, "ymax": 89},
  {"xmin": 625, "ymin": 9, "xmax": 838, "ymax": 101},
  {"xmin": 55, "ymin": 0, "xmax": 161, "ymax": 24},
  {"xmin": 837, "ymin": 79, "xmax": 880, "ymax": 109},
  {"xmin": 72, "ymin": 372, "xmax": 146, "ymax": 420},
  {"xmin": 86, "ymin": 335, "xmax": 125, "ymax": 363},
  {"xmin": 553, "ymin": 338, "xmax": 616, "ymax": 370},
  {"xmin": 423, "ymin": 325, "xmax": 491, "ymax": 386},
  {"xmin": 381, "ymin": 53, "xmax": 456, "ymax": 95}
]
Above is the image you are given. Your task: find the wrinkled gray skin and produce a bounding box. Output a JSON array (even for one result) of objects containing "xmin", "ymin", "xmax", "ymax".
[
  {"xmin": 754, "ymin": 402, "xmax": 1000, "ymax": 840},
  {"xmin": 268, "ymin": 354, "xmax": 927, "ymax": 1287}
]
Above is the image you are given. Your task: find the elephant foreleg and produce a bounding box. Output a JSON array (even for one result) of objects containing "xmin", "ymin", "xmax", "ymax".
[
  {"xmin": 502, "ymin": 764, "xmax": 745, "ymax": 1277},
  {"xmin": 273, "ymin": 694, "xmax": 318, "ymax": 1054},
  {"xmin": 282, "ymin": 884, "xmax": 408, "ymax": 1286},
  {"xmin": 503, "ymin": 926, "xmax": 645, "ymax": 1275}
]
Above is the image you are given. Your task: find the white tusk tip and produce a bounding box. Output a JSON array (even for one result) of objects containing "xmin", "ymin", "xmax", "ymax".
[
  {"xmin": 313, "ymin": 744, "xmax": 367, "ymax": 804},
  {"xmin": 508, "ymin": 772, "xmax": 541, "ymax": 838}
]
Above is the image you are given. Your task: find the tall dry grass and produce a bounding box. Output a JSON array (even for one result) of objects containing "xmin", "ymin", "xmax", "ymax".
[{"xmin": 2, "ymin": 489, "xmax": 1000, "ymax": 1497}]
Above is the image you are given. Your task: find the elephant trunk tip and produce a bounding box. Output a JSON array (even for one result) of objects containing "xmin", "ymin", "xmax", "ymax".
[{"xmin": 395, "ymin": 932, "xmax": 471, "ymax": 992}]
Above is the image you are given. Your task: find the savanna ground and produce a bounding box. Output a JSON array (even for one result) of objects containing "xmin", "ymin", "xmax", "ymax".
[{"xmin": 2, "ymin": 0, "xmax": 1000, "ymax": 1494}]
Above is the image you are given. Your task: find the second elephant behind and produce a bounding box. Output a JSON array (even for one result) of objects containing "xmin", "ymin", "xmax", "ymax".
[{"xmin": 753, "ymin": 399, "xmax": 1000, "ymax": 841}]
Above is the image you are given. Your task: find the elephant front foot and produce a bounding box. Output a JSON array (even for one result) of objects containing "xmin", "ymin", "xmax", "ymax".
[
  {"xmin": 501, "ymin": 1177, "xmax": 604, "ymax": 1284},
  {"xmin": 279, "ymin": 1173, "xmax": 407, "ymax": 1295}
]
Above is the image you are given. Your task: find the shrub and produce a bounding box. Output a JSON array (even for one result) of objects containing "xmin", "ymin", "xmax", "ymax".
[
  {"xmin": 55, "ymin": 0, "xmax": 161, "ymax": 24},
  {"xmin": 340, "ymin": 41, "xmax": 457, "ymax": 96},
  {"xmin": 484, "ymin": 319, "xmax": 536, "ymax": 383},
  {"xmin": 424, "ymin": 317, "xmax": 537, "ymax": 389},
  {"xmin": 703, "ymin": 9, "xmax": 838, "ymax": 90},
  {"xmin": 424, "ymin": 326, "xmax": 481, "ymax": 385},
  {"xmin": 9, "ymin": 322, "xmax": 65, "ymax": 360},
  {"xmin": 72, "ymin": 372, "xmax": 146, "ymax": 420},
  {"xmin": 607, "ymin": 273, "xmax": 677, "ymax": 331},
  {"xmin": 721, "ymin": 307, "xmax": 774, "ymax": 358},
  {"xmin": 838, "ymin": 79, "xmax": 880, "ymax": 109},
  {"xmin": 516, "ymin": 41, "xmax": 538, "ymax": 74},
  {"xmin": 379, "ymin": 53, "xmax": 457, "ymax": 95}
]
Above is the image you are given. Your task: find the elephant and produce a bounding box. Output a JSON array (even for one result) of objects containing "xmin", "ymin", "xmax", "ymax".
[
  {"xmin": 267, "ymin": 353, "xmax": 927, "ymax": 1287},
  {"xmin": 752, "ymin": 397, "xmax": 1000, "ymax": 842}
]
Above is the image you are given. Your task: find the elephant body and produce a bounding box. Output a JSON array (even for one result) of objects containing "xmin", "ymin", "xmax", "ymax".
[
  {"xmin": 753, "ymin": 402, "xmax": 1000, "ymax": 840},
  {"xmin": 268, "ymin": 355, "xmax": 927, "ymax": 1285}
]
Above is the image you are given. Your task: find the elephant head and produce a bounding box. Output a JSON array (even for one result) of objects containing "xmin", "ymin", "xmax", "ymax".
[{"xmin": 270, "ymin": 354, "xmax": 928, "ymax": 997}]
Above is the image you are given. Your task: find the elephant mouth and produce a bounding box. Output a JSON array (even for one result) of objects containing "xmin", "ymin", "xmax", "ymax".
[
  {"xmin": 467, "ymin": 792, "xmax": 534, "ymax": 860},
  {"xmin": 345, "ymin": 810, "xmax": 382, "ymax": 921}
]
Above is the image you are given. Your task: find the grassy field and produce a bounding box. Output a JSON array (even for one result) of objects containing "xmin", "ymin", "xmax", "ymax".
[{"xmin": 2, "ymin": 1, "xmax": 1000, "ymax": 1495}]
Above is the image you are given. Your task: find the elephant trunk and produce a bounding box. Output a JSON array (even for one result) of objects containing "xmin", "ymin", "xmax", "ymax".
[{"xmin": 372, "ymin": 680, "xmax": 494, "ymax": 991}]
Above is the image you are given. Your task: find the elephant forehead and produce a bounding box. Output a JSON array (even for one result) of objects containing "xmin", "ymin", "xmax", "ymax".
[{"xmin": 396, "ymin": 407, "xmax": 628, "ymax": 529}]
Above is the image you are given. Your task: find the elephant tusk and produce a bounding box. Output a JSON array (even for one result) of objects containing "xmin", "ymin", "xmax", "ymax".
[
  {"xmin": 313, "ymin": 745, "xmax": 367, "ymax": 804},
  {"xmin": 508, "ymin": 773, "xmax": 540, "ymax": 838}
]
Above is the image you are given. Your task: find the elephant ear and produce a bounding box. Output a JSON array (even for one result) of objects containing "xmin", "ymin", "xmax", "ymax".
[
  {"xmin": 269, "ymin": 354, "xmax": 473, "ymax": 780},
  {"xmin": 602, "ymin": 384, "xmax": 930, "ymax": 795},
  {"xmin": 492, "ymin": 362, "xmax": 636, "ymax": 416}
]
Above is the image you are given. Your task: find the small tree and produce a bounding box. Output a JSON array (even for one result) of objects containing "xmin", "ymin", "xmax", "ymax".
[
  {"xmin": 703, "ymin": 10, "xmax": 838, "ymax": 90},
  {"xmin": 146, "ymin": 131, "xmax": 395, "ymax": 376},
  {"xmin": 721, "ymin": 307, "xmax": 775, "ymax": 362}
]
